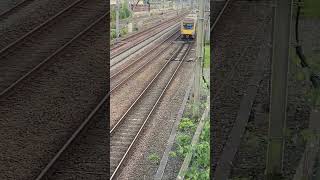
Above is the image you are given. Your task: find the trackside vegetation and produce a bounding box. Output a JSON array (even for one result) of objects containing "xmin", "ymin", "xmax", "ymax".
[
  {"xmin": 185, "ymin": 119, "xmax": 210, "ymax": 179},
  {"xmin": 110, "ymin": 0, "xmax": 132, "ymax": 39}
]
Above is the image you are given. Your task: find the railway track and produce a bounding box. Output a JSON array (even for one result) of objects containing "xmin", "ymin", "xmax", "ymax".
[
  {"xmin": 0, "ymin": 9, "xmax": 107, "ymax": 180},
  {"xmin": 110, "ymin": 12, "xmax": 185, "ymax": 51},
  {"xmin": 110, "ymin": 13, "xmax": 186, "ymax": 59},
  {"xmin": 110, "ymin": 26, "xmax": 180, "ymax": 69},
  {"xmin": 110, "ymin": 42, "xmax": 192, "ymax": 179},
  {"xmin": 46, "ymin": 103, "xmax": 108, "ymax": 179},
  {"xmin": 211, "ymin": 0, "xmax": 273, "ymax": 178},
  {"xmin": 110, "ymin": 30, "xmax": 180, "ymax": 93},
  {"xmin": 110, "ymin": 31, "xmax": 181, "ymax": 127},
  {"xmin": 0, "ymin": 0, "xmax": 31, "ymax": 18},
  {"xmin": 0, "ymin": 0, "xmax": 106, "ymax": 98},
  {"xmin": 36, "ymin": 97, "xmax": 108, "ymax": 179},
  {"xmin": 0, "ymin": 0, "xmax": 83, "ymax": 49}
]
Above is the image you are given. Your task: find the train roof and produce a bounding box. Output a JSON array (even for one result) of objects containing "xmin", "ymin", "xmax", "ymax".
[{"xmin": 183, "ymin": 14, "xmax": 197, "ymax": 23}]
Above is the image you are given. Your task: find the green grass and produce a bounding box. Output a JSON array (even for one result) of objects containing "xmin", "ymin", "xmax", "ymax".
[
  {"xmin": 309, "ymin": 54, "xmax": 320, "ymax": 72},
  {"xmin": 110, "ymin": 0, "xmax": 132, "ymax": 23},
  {"xmin": 148, "ymin": 153, "xmax": 160, "ymax": 165},
  {"xmin": 302, "ymin": 0, "xmax": 320, "ymax": 17},
  {"xmin": 110, "ymin": 27, "xmax": 129, "ymax": 40},
  {"xmin": 179, "ymin": 118, "xmax": 196, "ymax": 132},
  {"xmin": 185, "ymin": 119, "xmax": 210, "ymax": 180},
  {"xmin": 172, "ymin": 100, "xmax": 209, "ymax": 179},
  {"xmin": 203, "ymin": 45, "xmax": 210, "ymax": 68}
]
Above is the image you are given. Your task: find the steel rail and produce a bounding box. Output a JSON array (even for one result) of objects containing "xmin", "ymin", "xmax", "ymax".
[
  {"xmin": 211, "ymin": 0, "xmax": 232, "ymax": 32},
  {"xmin": 0, "ymin": 12, "xmax": 107, "ymax": 98},
  {"xmin": 110, "ymin": 33, "xmax": 180, "ymax": 94},
  {"xmin": 110, "ymin": 43, "xmax": 184, "ymax": 134},
  {"xmin": 110, "ymin": 29, "xmax": 179, "ymax": 71},
  {"xmin": 110, "ymin": 15, "xmax": 184, "ymax": 59},
  {"xmin": 109, "ymin": 24, "xmax": 180, "ymax": 70},
  {"xmin": 110, "ymin": 31, "xmax": 178, "ymax": 79},
  {"xmin": 110, "ymin": 12, "xmax": 187, "ymax": 51},
  {"xmin": 0, "ymin": 0, "xmax": 86, "ymax": 56},
  {"xmin": 110, "ymin": 13, "xmax": 186, "ymax": 51},
  {"xmin": 0, "ymin": 0, "xmax": 33, "ymax": 19},
  {"xmin": 34, "ymin": 13, "xmax": 107, "ymax": 180},
  {"xmin": 110, "ymin": 43, "xmax": 192, "ymax": 179},
  {"xmin": 35, "ymin": 95, "xmax": 108, "ymax": 180},
  {"xmin": 110, "ymin": 22, "xmax": 178, "ymax": 59}
]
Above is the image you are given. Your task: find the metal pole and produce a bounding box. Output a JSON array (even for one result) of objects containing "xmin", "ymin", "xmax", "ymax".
[
  {"xmin": 116, "ymin": 0, "xmax": 120, "ymax": 39},
  {"xmin": 265, "ymin": 0, "xmax": 293, "ymax": 178}
]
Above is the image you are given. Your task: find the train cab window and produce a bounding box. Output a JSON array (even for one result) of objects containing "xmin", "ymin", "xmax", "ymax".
[{"xmin": 183, "ymin": 23, "xmax": 193, "ymax": 29}]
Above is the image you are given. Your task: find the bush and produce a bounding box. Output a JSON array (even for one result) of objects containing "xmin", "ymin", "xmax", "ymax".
[
  {"xmin": 185, "ymin": 120, "xmax": 210, "ymax": 179},
  {"xmin": 110, "ymin": 0, "xmax": 132, "ymax": 22},
  {"xmin": 176, "ymin": 134, "xmax": 192, "ymax": 157},
  {"xmin": 111, "ymin": 29, "xmax": 117, "ymax": 39},
  {"xmin": 179, "ymin": 118, "xmax": 196, "ymax": 132},
  {"xmin": 120, "ymin": 27, "xmax": 128, "ymax": 37}
]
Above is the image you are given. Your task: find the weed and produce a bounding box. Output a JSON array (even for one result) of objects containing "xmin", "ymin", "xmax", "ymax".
[
  {"xmin": 185, "ymin": 119, "xmax": 210, "ymax": 179},
  {"xmin": 169, "ymin": 151, "xmax": 177, "ymax": 158},
  {"xmin": 148, "ymin": 153, "xmax": 160, "ymax": 165},
  {"xmin": 176, "ymin": 134, "xmax": 192, "ymax": 157},
  {"xmin": 179, "ymin": 118, "xmax": 196, "ymax": 132}
]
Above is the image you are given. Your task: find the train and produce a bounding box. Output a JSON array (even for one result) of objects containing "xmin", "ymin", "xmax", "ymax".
[{"xmin": 180, "ymin": 14, "xmax": 197, "ymax": 40}]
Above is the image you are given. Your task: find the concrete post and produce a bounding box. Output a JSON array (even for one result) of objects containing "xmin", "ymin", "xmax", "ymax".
[
  {"xmin": 265, "ymin": 0, "xmax": 293, "ymax": 178},
  {"xmin": 193, "ymin": 0, "xmax": 204, "ymax": 118}
]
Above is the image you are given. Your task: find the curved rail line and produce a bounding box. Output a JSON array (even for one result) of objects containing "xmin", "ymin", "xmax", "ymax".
[
  {"xmin": 110, "ymin": 12, "xmax": 186, "ymax": 51},
  {"xmin": 110, "ymin": 42, "xmax": 192, "ymax": 179},
  {"xmin": 0, "ymin": 6, "xmax": 107, "ymax": 99},
  {"xmin": 34, "ymin": 13, "xmax": 107, "ymax": 179},
  {"xmin": 109, "ymin": 24, "xmax": 180, "ymax": 68},
  {"xmin": 110, "ymin": 31, "xmax": 180, "ymax": 94},
  {"xmin": 110, "ymin": 14, "xmax": 185, "ymax": 59},
  {"xmin": 110, "ymin": 26, "xmax": 179, "ymax": 69},
  {"xmin": 110, "ymin": 13, "xmax": 186, "ymax": 51},
  {"xmin": 0, "ymin": 0, "xmax": 33, "ymax": 19}
]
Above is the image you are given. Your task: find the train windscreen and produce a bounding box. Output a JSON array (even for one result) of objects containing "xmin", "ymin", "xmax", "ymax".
[{"xmin": 183, "ymin": 23, "xmax": 193, "ymax": 29}]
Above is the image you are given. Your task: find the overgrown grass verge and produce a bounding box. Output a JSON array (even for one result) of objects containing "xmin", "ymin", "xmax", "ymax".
[
  {"xmin": 185, "ymin": 119, "xmax": 210, "ymax": 180},
  {"xmin": 110, "ymin": 27, "xmax": 129, "ymax": 40},
  {"xmin": 110, "ymin": 0, "xmax": 132, "ymax": 23},
  {"xmin": 170, "ymin": 95, "xmax": 209, "ymax": 179},
  {"xmin": 203, "ymin": 44, "xmax": 210, "ymax": 69},
  {"xmin": 291, "ymin": 49, "xmax": 320, "ymax": 107}
]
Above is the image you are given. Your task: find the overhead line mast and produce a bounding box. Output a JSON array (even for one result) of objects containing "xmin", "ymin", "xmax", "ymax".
[
  {"xmin": 193, "ymin": 0, "xmax": 205, "ymax": 117},
  {"xmin": 266, "ymin": 0, "xmax": 293, "ymax": 178}
]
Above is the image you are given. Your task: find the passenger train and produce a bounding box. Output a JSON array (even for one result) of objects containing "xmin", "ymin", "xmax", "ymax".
[{"xmin": 180, "ymin": 14, "xmax": 197, "ymax": 40}]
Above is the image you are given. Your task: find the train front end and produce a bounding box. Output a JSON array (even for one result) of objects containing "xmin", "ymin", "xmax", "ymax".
[{"xmin": 181, "ymin": 17, "xmax": 196, "ymax": 40}]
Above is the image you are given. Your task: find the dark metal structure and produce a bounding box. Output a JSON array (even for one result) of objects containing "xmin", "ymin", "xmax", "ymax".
[{"xmin": 266, "ymin": 0, "xmax": 293, "ymax": 178}]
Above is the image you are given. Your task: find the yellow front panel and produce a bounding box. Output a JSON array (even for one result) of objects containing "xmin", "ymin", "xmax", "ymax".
[{"xmin": 181, "ymin": 29, "xmax": 194, "ymax": 35}]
